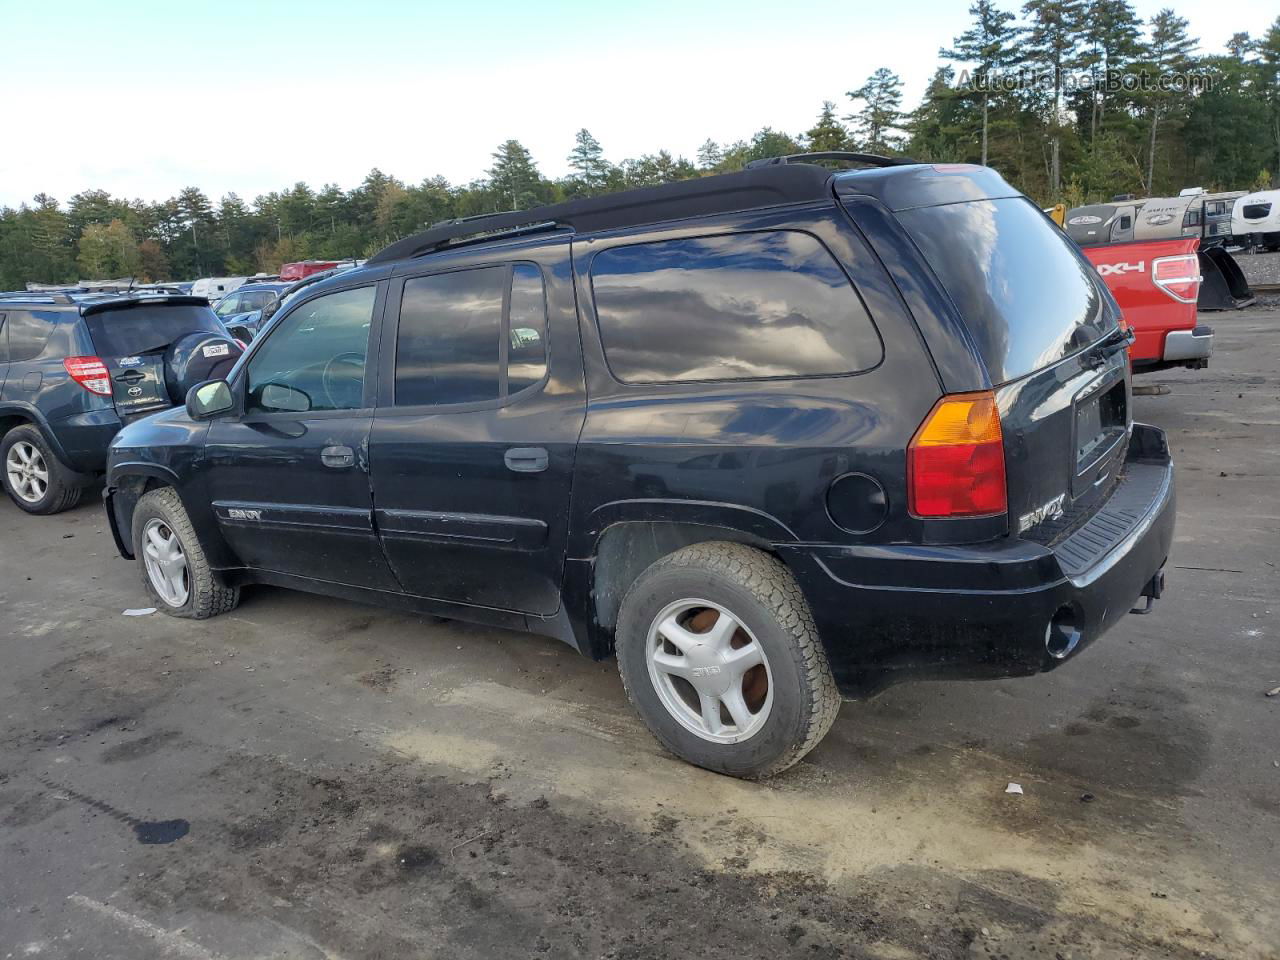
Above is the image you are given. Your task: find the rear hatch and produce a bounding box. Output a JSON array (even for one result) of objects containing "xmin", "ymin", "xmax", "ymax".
[
  {"xmin": 84, "ymin": 300, "xmax": 229, "ymax": 420},
  {"xmin": 891, "ymin": 192, "xmax": 1131, "ymax": 545}
]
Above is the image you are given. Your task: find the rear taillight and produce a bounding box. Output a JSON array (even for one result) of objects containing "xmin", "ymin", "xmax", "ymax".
[
  {"xmin": 1152, "ymin": 254, "xmax": 1201, "ymax": 303},
  {"xmin": 908, "ymin": 391, "xmax": 1007, "ymax": 518},
  {"xmin": 63, "ymin": 356, "xmax": 112, "ymax": 396}
]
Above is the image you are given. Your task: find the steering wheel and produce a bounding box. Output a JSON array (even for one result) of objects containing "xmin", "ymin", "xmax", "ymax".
[{"xmin": 321, "ymin": 352, "xmax": 364, "ymax": 409}]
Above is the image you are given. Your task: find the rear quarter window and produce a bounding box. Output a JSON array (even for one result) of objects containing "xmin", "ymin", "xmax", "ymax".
[
  {"xmin": 5, "ymin": 310, "xmax": 56, "ymax": 362},
  {"xmin": 895, "ymin": 197, "xmax": 1109, "ymax": 384},
  {"xmin": 590, "ymin": 230, "xmax": 882, "ymax": 383}
]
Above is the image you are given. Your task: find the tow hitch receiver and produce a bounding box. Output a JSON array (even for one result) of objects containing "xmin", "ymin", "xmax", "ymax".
[{"xmin": 1130, "ymin": 568, "xmax": 1166, "ymax": 615}]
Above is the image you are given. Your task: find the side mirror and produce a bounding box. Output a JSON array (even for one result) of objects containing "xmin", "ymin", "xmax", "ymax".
[{"xmin": 186, "ymin": 379, "xmax": 234, "ymax": 420}]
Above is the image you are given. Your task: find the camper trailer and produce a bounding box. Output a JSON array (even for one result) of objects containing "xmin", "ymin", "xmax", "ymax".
[
  {"xmin": 1064, "ymin": 201, "xmax": 1139, "ymax": 246},
  {"xmin": 1232, "ymin": 190, "xmax": 1280, "ymax": 252}
]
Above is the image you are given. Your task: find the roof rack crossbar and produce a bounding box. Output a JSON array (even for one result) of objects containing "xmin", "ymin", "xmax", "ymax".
[{"xmin": 745, "ymin": 151, "xmax": 917, "ymax": 169}]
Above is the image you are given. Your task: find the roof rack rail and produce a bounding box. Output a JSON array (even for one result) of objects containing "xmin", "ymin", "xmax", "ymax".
[
  {"xmin": 368, "ymin": 164, "xmax": 835, "ymax": 265},
  {"xmin": 0, "ymin": 289, "xmax": 75, "ymax": 303},
  {"xmin": 745, "ymin": 151, "xmax": 917, "ymax": 169}
]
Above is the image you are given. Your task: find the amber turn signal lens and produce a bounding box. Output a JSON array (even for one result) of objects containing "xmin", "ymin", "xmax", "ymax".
[{"xmin": 908, "ymin": 391, "xmax": 1007, "ymax": 518}]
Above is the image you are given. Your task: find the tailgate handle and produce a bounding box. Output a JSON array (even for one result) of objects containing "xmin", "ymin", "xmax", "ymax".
[
  {"xmin": 321, "ymin": 445, "xmax": 355, "ymax": 468},
  {"xmin": 114, "ymin": 370, "xmax": 146, "ymax": 384},
  {"xmin": 505, "ymin": 447, "xmax": 549, "ymax": 473}
]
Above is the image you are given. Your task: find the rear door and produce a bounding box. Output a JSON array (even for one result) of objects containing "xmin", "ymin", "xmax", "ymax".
[
  {"xmin": 368, "ymin": 241, "xmax": 584, "ymax": 615},
  {"xmin": 894, "ymin": 195, "xmax": 1130, "ymax": 543},
  {"xmin": 84, "ymin": 302, "xmax": 228, "ymax": 420},
  {"xmin": 203, "ymin": 281, "xmax": 399, "ymax": 590}
]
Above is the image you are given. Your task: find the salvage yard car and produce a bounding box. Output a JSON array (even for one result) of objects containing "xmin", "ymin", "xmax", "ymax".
[
  {"xmin": 0, "ymin": 290, "xmax": 243, "ymax": 514},
  {"xmin": 102, "ymin": 156, "xmax": 1175, "ymax": 778}
]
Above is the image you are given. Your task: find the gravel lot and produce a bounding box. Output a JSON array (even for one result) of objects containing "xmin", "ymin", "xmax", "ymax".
[
  {"xmin": 1236, "ymin": 249, "xmax": 1280, "ymax": 288},
  {"xmin": 2, "ymin": 308, "xmax": 1278, "ymax": 960}
]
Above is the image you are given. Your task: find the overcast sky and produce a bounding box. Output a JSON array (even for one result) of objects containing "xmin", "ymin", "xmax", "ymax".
[{"xmin": 3, "ymin": 0, "xmax": 1276, "ymax": 208}]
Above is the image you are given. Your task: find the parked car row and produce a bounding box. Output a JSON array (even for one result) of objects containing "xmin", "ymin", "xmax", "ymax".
[{"xmin": 5, "ymin": 157, "xmax": 1175, "ymax": 779}]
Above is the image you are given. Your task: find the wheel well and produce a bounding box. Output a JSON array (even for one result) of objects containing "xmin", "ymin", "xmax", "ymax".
[
  {"xmin": 111, "ymin": 475, "xmax": 170, "ymax": 555},
  {"xmin": 592, "ymin": 522, "xmax": 775, "ymax": 641},
  {"xmin": 0, "ymin": 414, "xmax": 34, "ymax": 442}
]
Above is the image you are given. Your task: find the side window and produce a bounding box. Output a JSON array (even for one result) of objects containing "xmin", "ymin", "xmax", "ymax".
[
  {"xmin": 395, "ymin": 266, "xmax": 504, "ymax": 406},
  {"xmin": 214, "ymin": 294, "xmax": 240, "ymax": 317},
  {"xmin": 507, "ymin": 263, "xmax": 548, "ymax": 393},
  {"xmin": 1119, "ymin": 215, "xmax": 1132, "ymax": 230},
  {"xmin": 6, "ymin": 311, "xmax": 54, "ymax": 363},
  {"xmin": 245, "ymin": 285, "xmax": 375, "ymax": 414},
  {"xmin": 393, "ymin": 262, "xmax": 549, "ymax": 407},
  {"xmin": 1184, "ymin": 208, "xmax": 1201, "ymax": 227},
  {"xmin": 590, "ymin": 230, "xmax": 881, "ymax": 383},
  {"xmin": 0, "ymin": 313, "xmax": 7, "ymax": 364}
]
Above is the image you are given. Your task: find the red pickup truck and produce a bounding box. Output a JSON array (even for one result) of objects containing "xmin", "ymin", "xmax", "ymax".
[{"xmin": 1080, "ymin": 237, "xmax": 1212, "ymax": 373}]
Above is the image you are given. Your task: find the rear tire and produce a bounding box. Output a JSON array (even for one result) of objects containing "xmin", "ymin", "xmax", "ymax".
[
  {"xmin": 132, "ymin": 487, "xmax": 239, "ymax": 619},
  {"xmin": 615, "ymin": 542, "xmax": 840, "ymax": 779},
  {"xmin": 1, "ymin": 425, "xmax": 83, "ymax": 515}
]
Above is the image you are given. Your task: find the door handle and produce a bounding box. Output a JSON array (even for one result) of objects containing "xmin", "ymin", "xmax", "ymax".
[
  {"xmin": 504, "ymin": 447, "xmax": 549, "ymax": 473},
  {"xmin": 321, "ymin": 445, "xmax": 355, "ymax": 468}
]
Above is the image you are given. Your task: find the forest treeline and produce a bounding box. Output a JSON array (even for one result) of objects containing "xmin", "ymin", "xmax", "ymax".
[{"xmin": 3, "ymin": 2, "xmax": 1278, "ymax": 287}]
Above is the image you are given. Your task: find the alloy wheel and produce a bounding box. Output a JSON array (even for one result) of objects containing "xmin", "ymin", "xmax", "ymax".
[
  {"xmin": 645, "ymin": 598, "xmax": 774, "ymax": 744},
  {"xmin": 5, "ymin": 441, "xmax": 48, "ymax": 504},
  {"xmin": 142, "ymin": 518, "xmax": 190, "ymax": 608}
]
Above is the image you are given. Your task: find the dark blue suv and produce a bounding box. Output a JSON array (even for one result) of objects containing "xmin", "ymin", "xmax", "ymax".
[
  {"xmin": 0, "ymin": 291, "xmax": 242, "ymax": 514},
  {"xmin": 103, "ymin": 156, "xmax": 1175, "ymax": 778}
]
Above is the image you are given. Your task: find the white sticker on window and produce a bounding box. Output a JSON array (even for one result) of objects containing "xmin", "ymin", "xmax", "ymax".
[{"xmin": 202, "ymin": 343, "xmax": 231, "ymax": 358}]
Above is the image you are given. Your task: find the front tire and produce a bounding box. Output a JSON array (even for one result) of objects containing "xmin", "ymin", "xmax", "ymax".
[
  {"xmin": 1, "ymin": 425, "xmax": 83, "ymax": 515},
  {"xmin": 132, "ymin": 487, "xmax": 239, "ymax": 619},
  {"xmin": 615, "ymin": 542, "xmax": 840, "ymax": 779}
]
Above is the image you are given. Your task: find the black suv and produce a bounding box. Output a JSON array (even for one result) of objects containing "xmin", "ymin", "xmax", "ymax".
[
  {"xmin": 0, "ymin": 291, "xmax": 243, "ymax": 514},
  {"xmin": 103, "ymin": 157, "xmax": 1174, "ymax": 778}
]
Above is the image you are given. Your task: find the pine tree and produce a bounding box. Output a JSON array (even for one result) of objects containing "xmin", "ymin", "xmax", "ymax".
[
  {"xmin": 908, "ymin": 66, "xmax": 969, "ymax": 162},
  {"xmin": 941, "ymin": 0, "xmax": 1019, "ymax": 164},
  {"xmin": 846, "ymin": 68, "xmax": 905, "ymax": 153},
  {"xmin": 1021, "ymin": 0, "xmax": 1088, "ymax": 119},
  {"xmin": 696, "ymin": 139, "xmax": 724, "ymax": 170},
  {"xmin": 487, "ymin": 140, "xmax": 543, "ymax": 210},
  {"xmin": 804, "ymin": 102, "xmax": 849, "ymax": 152},
  {"xmin": 1080, "ymin": 0, "xmax": 1143, "ymax": 135},
  {"xmin": 1140, "ymin": 9, "xmax": 1198, "ymax": 190},
  {"xmin": 567, "ymin": 129, "xmax": 611, "ymax": 193}
]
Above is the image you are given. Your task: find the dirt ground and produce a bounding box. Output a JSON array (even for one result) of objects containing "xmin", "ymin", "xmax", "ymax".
[{"xmin": 2, "ymin": 308, "xmax": 1278, "ymax": 960}]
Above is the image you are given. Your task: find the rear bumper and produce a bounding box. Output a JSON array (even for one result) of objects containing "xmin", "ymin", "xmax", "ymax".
[
  {"xmin": 781, "ymin": 423, "xmax": 1175, "ymax": 697},
  {"xmin": 45, "ymin": 409, "xmax": 122, "ymax": 477},
  {"xmin": 1163, "ymin": 324, "xmax": 1214, "ymax": 362}
]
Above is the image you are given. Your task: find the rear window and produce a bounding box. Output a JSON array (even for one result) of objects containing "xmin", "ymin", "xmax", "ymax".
[
  {"xmin": 895, "ymin": 197, "xmax": 1109, "ymax": 384},
  {"xmin": 590, "ymin": 230, "xmax": 882, "ymax": 383},
  {"xmin": 86, "ymin": 304, "xmax": 226, "ymax": 357}
]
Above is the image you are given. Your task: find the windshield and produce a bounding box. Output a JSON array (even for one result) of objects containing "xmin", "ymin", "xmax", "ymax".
[
  {"xmin": 895, "ymin": 197, "xmax": 1111, "ymax": 384},
  {"xmin": 86, "ymin": 303, "xmax": 226, "ymax": 356}
]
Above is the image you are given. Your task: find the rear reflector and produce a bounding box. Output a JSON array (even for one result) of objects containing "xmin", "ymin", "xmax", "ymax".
[
  {"xmin": 908, "ymin": 391, "xmax": 1007, "ymax": 518},
  {"xmin": 1152, "ymin": 254, "xmax": 1201, "ymax": 303},
  {"xmin": 63, "ymin": 356, "xmax": 112, "ymax": 396}
]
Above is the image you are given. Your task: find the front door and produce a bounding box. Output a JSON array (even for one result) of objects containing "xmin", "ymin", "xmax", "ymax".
[
  {"xmin": 369, "ymin": 249, "xmax": 584, "ymax": 615},
  {"xmin": 203, "ymin": 281, "xmax": 399, "ymax": 591}
]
